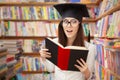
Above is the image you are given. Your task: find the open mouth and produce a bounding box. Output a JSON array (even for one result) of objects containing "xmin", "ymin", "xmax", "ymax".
[{"xmin": 66, "ymin": 30, "xmax": 73, "ymax": 33}]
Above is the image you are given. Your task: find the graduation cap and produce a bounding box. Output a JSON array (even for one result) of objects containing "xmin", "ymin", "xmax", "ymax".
[{"xmin": 53, "ymin": 3, "xmax": 90, "ymax": 22}]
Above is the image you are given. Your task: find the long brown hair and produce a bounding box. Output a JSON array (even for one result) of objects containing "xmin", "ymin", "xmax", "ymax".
[{"xmin": 58, "ymin": 21, "xmax": 85, "ymax": 47}]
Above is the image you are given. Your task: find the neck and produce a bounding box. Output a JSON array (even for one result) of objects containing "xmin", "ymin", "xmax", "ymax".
[{"xmin": 67, "ymin": 37, "xmax": 75, "ymax": 46}]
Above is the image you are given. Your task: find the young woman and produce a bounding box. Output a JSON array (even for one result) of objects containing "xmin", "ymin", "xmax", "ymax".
[{"xmin": 40, "ymin": 3, "xmax": 96, "ymax": 80}]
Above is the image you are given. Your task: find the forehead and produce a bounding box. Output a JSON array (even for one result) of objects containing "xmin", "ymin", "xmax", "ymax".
[{"xmin": 63, "ymin": 17, "xmax": 78, "ymax": 20}]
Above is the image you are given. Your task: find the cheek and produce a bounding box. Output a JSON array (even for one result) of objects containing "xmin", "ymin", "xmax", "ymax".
[
  {"xmin": 74, "ymin": 27, "xmax": 79, "ymax": 34},
  {"xmin": 63, "ymin": 27, "xmax": 66, "ymax": 33}
]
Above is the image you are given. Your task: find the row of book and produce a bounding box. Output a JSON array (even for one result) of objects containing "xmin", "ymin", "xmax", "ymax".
[
  {"xmin": 96, "ymin": 10, "xmax": 120, "ymax": 37},
  {"xmin": 3, "ymin": 40, "xmax": 23, "ymax": 54},
  {"xmin": 0, "ymin": 40, "xmax": 23, "ymax": 79},
  {"xmin": 5, "ymin": 61, "xmax": 23, "ymax": 80},
  {"xmin": 94, "ymin": 39, "xmax": 120, "ymax": 78},
  {"xmin": 0, "ymin": 6, "xmax": 60, "ymax": 20},
  {"xmin": 0, "ymin": 21, "xmax": 98, "ymax": 37},
  {"xmin": 0, "ymin": 6, "xmax": 97, "ymax": 20},
  {"xmin": 79, "ymin": 0, "xmax": 96, "ymax": 3},
  {"xmin": 21, "ymin": 57, "xmax": 48, "ymax": 71},
  {"xmin": 1, "ymin": 21, "xmax": 58, "ymax": 37},
  {"xmin": 95, "ymin": 61, "xmax": 120, "ymax": 80},
  {"xmin": 4, "ymin": 39, "xmax": 42, "ymax": 53},
  {"xmin": 0, "ymin": 0, "xmax": 67, "ymax": 3},
  {"xmin": 15, "ymin": 73, "xmax": 54, "ymax": 80},
  {"xmin": 0, "ymin": 0, "xmax": 97, "ymax": 3},
  {"xmin": 23, "ymin": 40, "xmax": 41, "ymax": 52},
  {"xmin": 1, "ymin": 40, "xmax": 22, "ymax": 65},
  {"xmin": 82, "ymin": 23, "xmax": 96, "ymax": 36},
  {"xmin": 98, "ymin": 0, "xmax": 120, "ymax": 16},
  {"xmin": 2, "ymin": 39, "xmax": 23, "ymax": 78},
  {"xmin": 0, "ymin": 41, "xmax": 8, "ymax": 78}
]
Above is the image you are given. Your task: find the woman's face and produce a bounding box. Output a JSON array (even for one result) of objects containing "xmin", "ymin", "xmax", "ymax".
[{"xmin": 62, "ymin": 17, "xmax": 80, "ymax": 39}]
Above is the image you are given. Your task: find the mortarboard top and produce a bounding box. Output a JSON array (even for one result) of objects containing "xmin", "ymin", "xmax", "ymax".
[{"xmin": 53, "ymin": 3, "xmax": 90, "ymax": 22}]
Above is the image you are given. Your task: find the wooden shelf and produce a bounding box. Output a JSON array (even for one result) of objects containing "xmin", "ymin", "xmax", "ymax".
[
  {"xmin": 0, "ymin": 2, "xmax": 100, "ymax": 6},
  {"xmin": 0, "ymin": 36, "xmax": 56, "ymax": 40},
  {"xmin": 0, "ymin": 36, "xmax": 94, "ymax": 40},
  {"xmin": 0, "ymin": 18, "xmax": 97, "ymax": 23},
  {"xmin": 105, "ymin": 46, "xmax": 120, "ymax": 52},
  {"xmin": 80, "ymin": 0, "xmax": 102, "ymax": 5},
  {"xmin": 22, "ymin": 53, "xmax": 40, "ymax": 57},
  {"xmin": 108, "ymin": 70, "xmax": 120, "ymax": 79},
  {"xmin": 0, "ymin": 2, "xmax": 58, "ymax": 6},
  {"xmin": 95, "ymin": 0, "xmax": 102, "ymax": 5},
  {"xmin": 94, "ymin": 36, "xmax": 120, "ymax": 39},
  {"xmin": 97, "ymin": 3, "xmax": 120, "ymax": 20},
  {"xmin": 0, "ymin": 52, "xmax": 7, "ymax": 58},
  {"xmin": 22, "ymin": 71, "xmax": 54, "ymax": 74},
  {"xmin": 82, "ymin": 18, "xmax": 97, "ymax": 23},
  {"xmin": 2, "ymin": 19, "xmax": 61, "ymax": 23}
]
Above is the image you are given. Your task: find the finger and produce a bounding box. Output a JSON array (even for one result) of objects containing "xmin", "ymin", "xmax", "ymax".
[
  {"xmin": 74, "ymin": 64, "xmax": 82, "ymax": 71},
  {"xmin": 80, "ymin": 58, "xmax": 87, "ymax": 66},
  {"xmin": 41, "ymin": 52, "xmax": 51, "ymax": 58},
  {"xmin": 76, "ymin": 59, "xmax": 84, "ymax": 68},
  {"xmin": 46, "ymin": 52, "xmax": 51, "ymax": 55},
  {"xmin": 39, "ymin": 50, "xmax": 50, "ymax": 56},
  {"xmin": 45, "ymin": 54, "xmax": 51, "ymax": 58},
  {"xmin": 75, "ymin": 64, "xmax": 86, "ymax": 73},
  {"xmin": 41, "ymin": 48, "xmax": 49, "ymax": 51}
]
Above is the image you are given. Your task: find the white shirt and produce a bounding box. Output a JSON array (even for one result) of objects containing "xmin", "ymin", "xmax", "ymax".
[{"xmin": 43, "ymin": 38, "xmax": 96, "ymax": 80}]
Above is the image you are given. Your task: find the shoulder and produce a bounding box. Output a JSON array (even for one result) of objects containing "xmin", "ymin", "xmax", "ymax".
[{"xmin": 84, "ymin": 41, "xmax": 96, "ymax": 50}]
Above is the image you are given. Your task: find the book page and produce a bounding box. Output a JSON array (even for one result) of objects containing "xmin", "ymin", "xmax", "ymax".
[
  {"xmin": 65, "ymin": 46, "xmax": 88, "ymax": 50},
  {"xmin": 47, "ymin": 38, "xmax": 88, "ymax": 50}
]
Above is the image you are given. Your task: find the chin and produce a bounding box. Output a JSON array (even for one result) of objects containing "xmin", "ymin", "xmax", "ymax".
[{"xmin": 66, "ymin": 35, "xmax": 73, "ymax": 38}]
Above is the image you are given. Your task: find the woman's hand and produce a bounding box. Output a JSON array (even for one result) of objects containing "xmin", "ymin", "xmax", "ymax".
[
  {"xmin": 74, "ymin": 58, "xmax": 90, "ymax": 80},
  {"xmin": 39, "ymin": 48, "xmax": 51, "ymax": 59}
]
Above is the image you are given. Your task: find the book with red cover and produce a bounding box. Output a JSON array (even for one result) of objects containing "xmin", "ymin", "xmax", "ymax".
[{"xmin": 45, "ymin": 38, "xmax": 88, "ymax": 71}]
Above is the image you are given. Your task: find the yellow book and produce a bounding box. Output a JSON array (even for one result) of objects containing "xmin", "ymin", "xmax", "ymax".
[
  {"xmin": 24, "ymin": 7, "xmax": 29, "ymax": 20},
  {"xmin": 34, "ymin": 6, "xmax": 39, "ymax": 19},
  {"xmin": 43, "ymin": 6, "xmax": 48, "ymax": 19},
  {"xmin": 11, "ymin": 6, "xmax": 16, "ymax": 19}
]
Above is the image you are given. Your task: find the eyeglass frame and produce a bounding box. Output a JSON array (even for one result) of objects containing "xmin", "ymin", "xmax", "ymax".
[{"xmin": 62, "ymin": 18, "xmax": 80, "ymax": 27}]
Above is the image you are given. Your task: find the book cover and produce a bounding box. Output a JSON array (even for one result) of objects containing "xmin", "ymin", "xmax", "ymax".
[
  {"xmin": 45, "ymin": 38, "xmax": 88, "ymax": 71},
  {"xmin": 70, "ymin": 0, "xmax": 80, "ymax": 2}
]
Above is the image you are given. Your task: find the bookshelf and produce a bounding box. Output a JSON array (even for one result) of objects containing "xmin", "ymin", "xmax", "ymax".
[
  {"xmin": 96, "ymin": 3, "xmax": 120, "ymax": 21},
  {"xmin": 0, "ymin": 0, "xmax": 105, "ymax": 79},
  {"xmin": 94, "ymin": 38, "xmax": 120, "ymax": 79},
  {"xmin": 93, "ymin": 0, "xmax": 120, "ymax": 79},
  {"xmin": 95, "ymin": 61, "xmax": 120, "ymax": 80}
]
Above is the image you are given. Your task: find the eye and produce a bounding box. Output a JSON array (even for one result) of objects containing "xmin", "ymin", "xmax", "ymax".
[
  {"xmin": 71, "ymin": 19, "xmax": 78, "ymax": 24},
  {"xmin": 63, "ymin": 19, "xmax": 69, "ymax": 24}
]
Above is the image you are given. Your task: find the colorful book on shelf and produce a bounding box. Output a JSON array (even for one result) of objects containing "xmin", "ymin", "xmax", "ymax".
[{"xmin": 45, "ymin": 38, "xmax": 88, "ymax": 71}]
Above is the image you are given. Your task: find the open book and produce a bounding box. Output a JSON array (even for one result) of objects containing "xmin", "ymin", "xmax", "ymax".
[{"xmin": 45, "ymin": 38, "xmax": 88, "ymax": 71}]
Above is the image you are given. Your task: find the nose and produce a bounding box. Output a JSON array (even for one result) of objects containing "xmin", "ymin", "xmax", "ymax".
[{"xmin": 67, "ymin": 22, "xmax": 72, "ymax": 27}]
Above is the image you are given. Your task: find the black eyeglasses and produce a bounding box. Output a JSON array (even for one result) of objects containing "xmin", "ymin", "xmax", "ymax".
[{"xmin": 62, "ymin": 19, "xmax": 80, "ymax": 27}]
